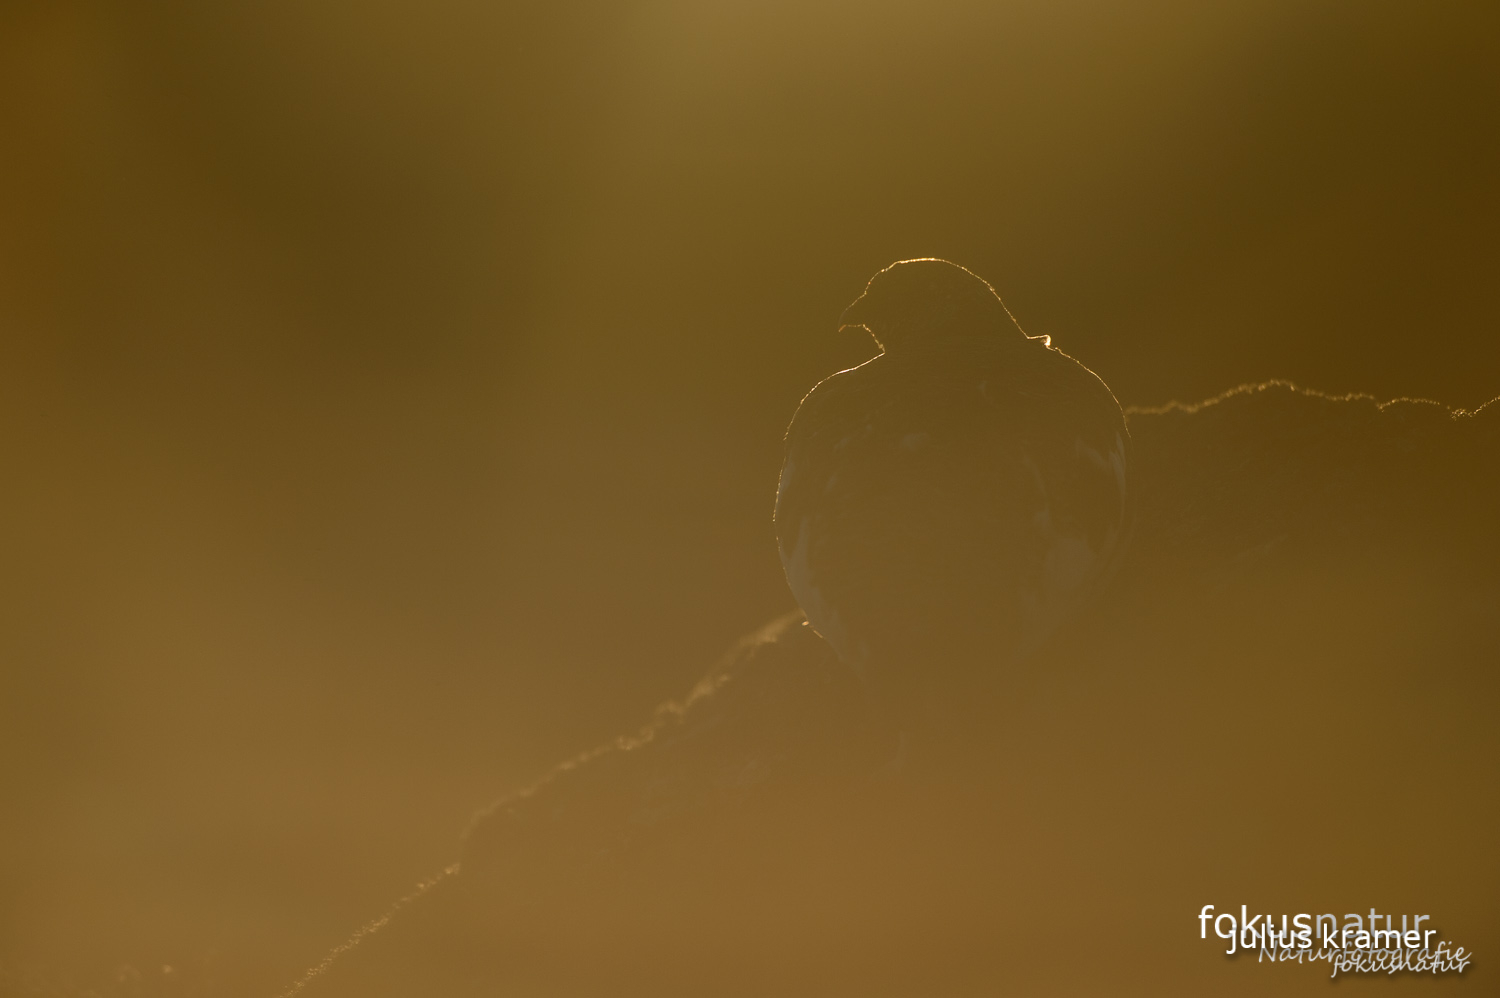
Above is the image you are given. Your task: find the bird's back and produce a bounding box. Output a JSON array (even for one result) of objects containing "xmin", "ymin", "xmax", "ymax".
[{"xmin": 775, "ymin": 336, "xmax": 1129, "ymax": 693}]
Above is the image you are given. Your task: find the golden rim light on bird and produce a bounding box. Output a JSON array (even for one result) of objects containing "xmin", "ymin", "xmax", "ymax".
[
  {"xmin": 838, "ymin": 258, "xmax": 1049, "ymax": 352},
  {"xmin": 775, "ymin": 259, "xmax": 1131, "ymax": 699}
]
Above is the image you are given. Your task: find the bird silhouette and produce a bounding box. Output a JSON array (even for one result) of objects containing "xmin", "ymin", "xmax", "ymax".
[{"xmin": 774, "ymin": 259, "xmax": 1130, "ymax": 704}]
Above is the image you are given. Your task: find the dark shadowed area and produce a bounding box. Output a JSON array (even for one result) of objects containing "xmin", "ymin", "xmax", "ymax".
[{"xmin": 1, "ymin": 1, "xmax": 1496, "ymax": 994}]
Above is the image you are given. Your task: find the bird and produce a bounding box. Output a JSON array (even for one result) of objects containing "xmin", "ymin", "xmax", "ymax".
[{"xmin": 774, "ymin": 259, "xmax": 1130, "ymax": 705}]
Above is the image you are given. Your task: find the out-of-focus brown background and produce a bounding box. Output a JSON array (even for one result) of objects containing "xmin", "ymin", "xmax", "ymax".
[{"xmin": 1, "ymin": 0, "xmax": 1496, "ymax": 993}]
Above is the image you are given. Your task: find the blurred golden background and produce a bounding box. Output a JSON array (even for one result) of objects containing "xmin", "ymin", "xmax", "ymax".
[{"xmin": 1, "ymin": 0, "xmax": 1496, "ymax": 993}]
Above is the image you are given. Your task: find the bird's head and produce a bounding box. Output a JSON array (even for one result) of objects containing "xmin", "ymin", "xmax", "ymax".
[{"xmin": 839, "ymin": 258, "xmax": 1034, "ymax": 354}]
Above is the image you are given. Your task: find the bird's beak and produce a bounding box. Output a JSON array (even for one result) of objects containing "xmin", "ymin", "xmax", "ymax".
[{"xmin": 838, "ymin": 294, "xmax": 869, "ymax": 332}]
